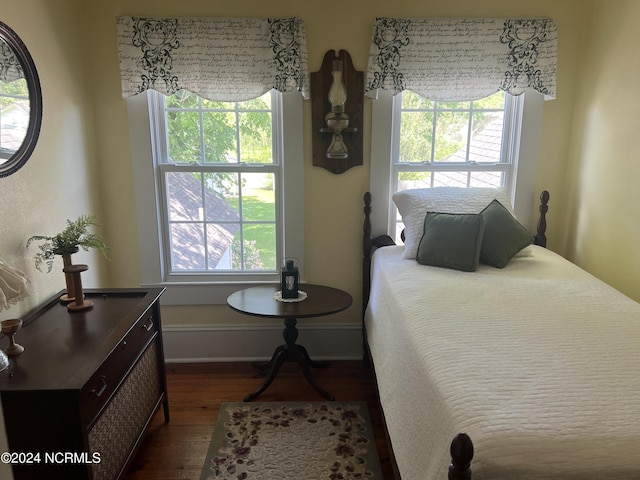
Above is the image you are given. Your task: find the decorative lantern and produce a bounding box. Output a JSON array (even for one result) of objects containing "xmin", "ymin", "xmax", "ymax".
[{"xmin": 280, "ymin": 258, "xmax": 299, "ymax": 299}]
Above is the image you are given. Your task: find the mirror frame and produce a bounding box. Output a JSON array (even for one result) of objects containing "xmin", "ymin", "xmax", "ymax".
[{"xmin": 0, "ymin": 21, "xmax": 42, "ymax": 178}]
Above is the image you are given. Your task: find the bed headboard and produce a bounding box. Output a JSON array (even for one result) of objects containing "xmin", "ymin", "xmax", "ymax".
[{"xmin": 533, "ymin": 190, "xmax": 550, "ymax": 248}]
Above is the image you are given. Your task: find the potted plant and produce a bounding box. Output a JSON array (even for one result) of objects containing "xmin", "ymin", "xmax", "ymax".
[{"xmin": 26, "ymin": 215, "xmax": 108, "ymax": 301}]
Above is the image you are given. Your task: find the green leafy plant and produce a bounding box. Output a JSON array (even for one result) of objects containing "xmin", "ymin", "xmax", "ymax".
[{"xmin": 26, "ymin": 215, "xmax": 109, "ymax": 273}]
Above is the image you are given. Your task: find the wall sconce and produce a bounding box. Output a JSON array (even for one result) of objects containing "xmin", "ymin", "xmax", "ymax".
[{"xmin": 311, "ymin": 50, "xmax": 363, "ymax": 174}]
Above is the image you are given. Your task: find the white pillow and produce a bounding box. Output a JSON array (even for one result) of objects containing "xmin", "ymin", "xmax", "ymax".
[{"xmin": 393, "ymin": 187, "xmax": 516, "ymax": 259}]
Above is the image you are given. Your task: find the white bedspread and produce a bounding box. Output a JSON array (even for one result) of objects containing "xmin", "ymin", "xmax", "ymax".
[{"xmin": 365, "ymin": 245, "xmax": 640, "ymax": 480}]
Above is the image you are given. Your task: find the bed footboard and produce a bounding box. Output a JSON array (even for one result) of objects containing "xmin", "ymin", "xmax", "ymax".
[{"xmin": 449, "ymin": 433, "xmax": 474, "ymax": 480}]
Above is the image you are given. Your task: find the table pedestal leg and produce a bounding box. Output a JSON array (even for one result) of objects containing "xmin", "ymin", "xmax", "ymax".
[{"xmin": 244, "ymin": 318, "xmax": 335, "ymax": 402}]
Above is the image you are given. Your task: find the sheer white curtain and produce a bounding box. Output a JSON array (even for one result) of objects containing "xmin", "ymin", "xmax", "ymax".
[
  {"xmin": 365, "ymin": 18, "xmax": 557, "ymax": 101},
  {"xmin": 116, "ymin": 16, "xmax": 309, "ymax": 101}
]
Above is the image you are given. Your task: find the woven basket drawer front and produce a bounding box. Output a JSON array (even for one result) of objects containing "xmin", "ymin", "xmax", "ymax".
[
  {"xmin": 81, "ymin": 310, "xmax": 158, "ymax": 427},
  {"xmin": 88, "ymin": 338, "xmax": 162, "ymax": 480}
]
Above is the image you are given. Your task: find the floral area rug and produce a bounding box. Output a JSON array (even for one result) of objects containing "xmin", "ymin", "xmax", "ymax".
[{"xmin": 201, "ymin": 402, "xmax": 383, "ymax": 480}]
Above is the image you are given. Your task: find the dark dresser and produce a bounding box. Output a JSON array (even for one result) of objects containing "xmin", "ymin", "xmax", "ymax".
[{"xmin": 0, "ymin": 288, "xmax": 169, "ymax": 480}]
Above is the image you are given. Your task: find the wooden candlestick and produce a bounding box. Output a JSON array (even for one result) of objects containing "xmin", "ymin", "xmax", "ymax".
[
  {"xmin": 62, "ymin": 264, "xmax": 93, "ymax": 311},
  {"xmin": 60, "ymin": 253, "xmax": 76, "ymax": 303},
  {"xmin": 1, "ymin": 319, "xmax": 24, "ymax": 356}
]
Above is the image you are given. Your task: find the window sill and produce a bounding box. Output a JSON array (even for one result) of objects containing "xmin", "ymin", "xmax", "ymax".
[{"xmin": 141, "ymin": 281, "xmax": 281, "ymax": 305}]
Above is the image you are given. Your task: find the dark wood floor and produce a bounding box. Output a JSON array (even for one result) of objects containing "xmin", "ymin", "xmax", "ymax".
[{"xmin": 124, "ymin": 360, "xmax": 394, "ymax": 479}]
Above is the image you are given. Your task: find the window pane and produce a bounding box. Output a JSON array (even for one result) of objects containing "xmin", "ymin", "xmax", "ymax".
[
  {"xmin": 469, "ymin": 111, "xmax": 504, "ymax": 163},
  {"xmin": 241, "ymin": 173, "xmax": 275, "ymax": 221},
  {"xmin": 204, "ymin": 173, "xmax": 239, "ymax": 221},
  {"xmin": 170, "ymin": 223, "xmax": 205, "ymax": 271},
  {"xmin": 434, "ymin": 111, "xmax": 469, "ymax": 162},
  {"xmin": 432, "ymin": 171, "xmax": 468, "ymax": 187},
  {"xmin": 167, "ymin": 172, "xmax": 203, "ymax": 221},
  {"xmin": 397, "ymin": 171, "xmax": 431, "ymax": 190},
  {"xmin": 470, "ymin": 171, "xmax": 503, "ymax": 188},
  {"xmin": 167, "ymin": 111, "xmax": 202, "ymax": 163},
  {"xmin": 207, "ymin": 223, "xmax": 239, "ymax": 270},
  {"xmin": 400, "ymin": 111, "xmax": 433, "ymax": 163},
  {"xmin": 202, "ymin": 111, "xmax": 236, "ymax": 163},
  {"xmin": 239, "ymin": 111, "xmax": 272, "ymax": 163},
  {"xmin": 216, "ymin": 224, "xmax": 276, "ymax": 272},
  {"xmin": 241, "ymin": 224, "xmax": 276, "ymax": 270}
]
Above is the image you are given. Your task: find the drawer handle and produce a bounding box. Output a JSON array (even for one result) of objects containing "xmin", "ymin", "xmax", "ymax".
[
  {"xmin": 142, "ymin": 318, "xmax": 154, "ymax": 332},
  {"xmin": 91, "ymin": 376, "xmax": 107, "ymax": 398}
]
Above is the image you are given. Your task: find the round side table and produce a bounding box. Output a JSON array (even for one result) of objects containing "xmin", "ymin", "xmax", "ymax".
[{"xmin": 227, "ymin": 284, "xmax": 352, "ymax": 401}]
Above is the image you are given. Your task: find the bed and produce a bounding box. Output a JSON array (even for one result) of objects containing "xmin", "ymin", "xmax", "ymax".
[{"xmin": 361, "ymin": 188, "xmax": 640, "ymax": 480}]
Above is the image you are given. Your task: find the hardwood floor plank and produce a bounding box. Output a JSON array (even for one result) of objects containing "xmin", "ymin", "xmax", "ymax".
[{"xmin": 124, "ymin": 361, "xmax": 393, "ymax": 479}]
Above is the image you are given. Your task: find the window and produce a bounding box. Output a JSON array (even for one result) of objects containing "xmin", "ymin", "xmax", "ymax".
[
  {"xmin": 391, "ymin": 90, "xmax": 521, "ymax": 240},
  {"xmin": 128, "ymin": 89, "xmax": 304, "ymax": 304},
  {"xmin": 157, "ymin": 90, "xmax": 279, "ymax": 274},
  {"xmin": 370, "ymin": 90, "xmax": 543, "ymax": 241}
]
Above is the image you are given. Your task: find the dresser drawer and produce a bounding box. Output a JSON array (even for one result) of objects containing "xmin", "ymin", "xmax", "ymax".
[
  {"xmin": 88, "ymin": 339, "xmax": 163, "ymax": 480},
  {"xmin": 81, "ymin": 311, "xmax": 159, "ymax": 427}
]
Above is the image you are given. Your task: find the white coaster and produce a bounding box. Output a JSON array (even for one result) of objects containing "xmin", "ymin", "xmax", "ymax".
[{"xmin": 274, "ymin": 290, "xmax": 308, "ymax": 302}]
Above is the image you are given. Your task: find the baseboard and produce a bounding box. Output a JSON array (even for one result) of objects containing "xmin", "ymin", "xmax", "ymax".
[{"xmin": 162, "ymin": 323, "xmax": 364, "ymax": 363}]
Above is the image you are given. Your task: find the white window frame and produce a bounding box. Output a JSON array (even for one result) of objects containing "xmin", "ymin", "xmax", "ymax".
[
  {"xmin": 369, "ymin": 89, "xmax": 544, "ymax": 239},
  {"xmin": 127, "ymin": 90, "xmax": 304, "ymax": 305}
]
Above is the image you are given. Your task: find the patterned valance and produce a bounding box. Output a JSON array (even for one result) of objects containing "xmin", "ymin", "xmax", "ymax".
[
  {"xmin": 365, "ymin": 18, "xmax": 557, "ymax": 101},
  {"xmin": 116, "ymin": 16, "xmax": 309, "ymax": 101},
  {"xmin": 0, "ymin": 39, "xmax": 24, "ymax": 83}
]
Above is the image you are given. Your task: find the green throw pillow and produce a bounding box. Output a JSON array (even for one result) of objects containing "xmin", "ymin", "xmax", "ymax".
[
  {"xmin": 416, "ymin": 212, "xmax": 485, "ymax": 272},
  {"xmin": 480, "ymin": 199, "xmax": 534, "ymax": 268}
]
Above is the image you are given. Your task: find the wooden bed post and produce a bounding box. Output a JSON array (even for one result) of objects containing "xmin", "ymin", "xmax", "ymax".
[
  {"xmin": 363, "ymin": 192, "xmax": 373, "ymax": 363},
  {"xmin": 362, "ymin": 192, "xmax": 395, "ymax": 309},
  {"xmin": 449, "ymin": 433, "xmax": 474, "ymax": 480},
  {"xmin": 534, "ymin": 190, "xmax": 550, "ymax": 247},
  {"xmin": 363, "ymin": 192, "xmax": 373, "ymax": 314}
]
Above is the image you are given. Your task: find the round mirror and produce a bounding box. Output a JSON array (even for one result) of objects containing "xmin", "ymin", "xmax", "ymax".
[{"xmin": 0, "ymin": 21, "xmax": 42, "ymax": 178}]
